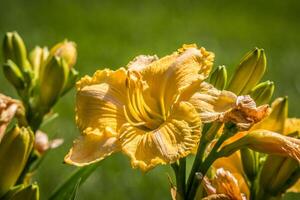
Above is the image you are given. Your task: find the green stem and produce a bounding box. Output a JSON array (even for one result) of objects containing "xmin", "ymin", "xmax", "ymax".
[
  {"xmin": 186, "ymin": 122, "xmax": 222, "ymax": 198},
  {"xmin": 172, "ymin": 158, "xmax": 186, "ymax": 199},
  {"xmin": 187, "ymin": 123, "xmax": 237, "ymax": 200}
]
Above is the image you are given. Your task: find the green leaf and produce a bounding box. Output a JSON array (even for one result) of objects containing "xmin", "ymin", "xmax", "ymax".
[
  {"xmin": 283, "ymin": 192, "xmax": 300, "ymax": 200},
  {"xmin": 49, "ymin": 163, "xmax": 100, "ymax": 200}
]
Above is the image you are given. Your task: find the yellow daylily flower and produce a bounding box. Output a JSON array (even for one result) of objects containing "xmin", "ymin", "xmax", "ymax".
[{"xmin": 65, "ymin": 44, "xmax": 238, "ymax": 171}]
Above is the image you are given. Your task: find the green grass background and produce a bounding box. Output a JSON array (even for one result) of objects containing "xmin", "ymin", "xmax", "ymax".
[{"xmin": 0, "ymin": 0, "xmax": 300, "ymax": 199}]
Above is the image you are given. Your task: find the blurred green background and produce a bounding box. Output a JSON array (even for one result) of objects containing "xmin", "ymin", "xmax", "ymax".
[{"xmin": 0, "ymin": 0, "xmax": 300, "ymax": 199}]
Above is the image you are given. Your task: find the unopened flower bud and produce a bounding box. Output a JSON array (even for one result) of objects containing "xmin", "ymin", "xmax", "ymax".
[
  {"xmin": 220, "ymin": 130, "xmax": 300, "ymax": 162},
  {"xmin": 49, "ymin": 40, "xmax": 77, "ymax": 68},
  {"xmin": 2, "ymin": 32, "xmax": 14, "ymax": 61},
  {"xmin": 29, "ymin": 46, "xmax": 49, "ymax": 77},
  {"xmin": 39, "ymin": 56, "xmax": 69, "ymax": 110},
  {"xmin": 61, "ymin": 68, "xmax": 79, "ymax": 96},
  {"xmin": 259, "ymin": 155, "xmax": 298, "ymax": 197},
  {"xmin": 227, "ymin": 48, "xmax": 267, "ymax": 95},
  {"xmin": 240, "ymin": 148, "xmax": 259, "ymax": 181},
  {"xmin": 210, "ymin": 65, "xmax": 227, "ymax": 90},
  {"xmin": 3, "ymin": 60, "xmax": 26, "ymax": 91},
  {"xmin": 0, "ymin": 126, "xmax": 34, "ymax": 196},
  {"xmin": 250, "ymin": 81, "xmax": 274, "ymax": 105},
  {"xmin": 253, "ymin": 97, "xmax": 288, "ymax": 133}
]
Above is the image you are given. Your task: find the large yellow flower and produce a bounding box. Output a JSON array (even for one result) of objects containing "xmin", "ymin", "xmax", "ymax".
[{"xmin": 64, "ymin": 44, "xmax": 238, "ymax": 171}]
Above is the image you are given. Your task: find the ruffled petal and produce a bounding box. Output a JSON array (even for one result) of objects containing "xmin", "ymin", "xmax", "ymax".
[
  {"xmin": 119, "ymin": 101, "xmax": 202, "ymax": 171},
  {"xmin": 76, "ymin": 68, "xmax": 128, "ymax": 134},
  {"xmin": 64, "ymin": 129, "xmax": 119, "ymax": 166},
  {"xmin": 135, "ymin": 44, "xmax": 214, "ymax": 118},
  {"xmin": 188, "ymin": 83, "xmax": 237, "ymax": 123}
]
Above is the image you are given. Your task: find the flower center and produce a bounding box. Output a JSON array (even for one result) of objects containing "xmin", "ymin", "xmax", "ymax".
[{"xmin": 123, "ymin": 71, "xmax": 163, "ymax": 130}]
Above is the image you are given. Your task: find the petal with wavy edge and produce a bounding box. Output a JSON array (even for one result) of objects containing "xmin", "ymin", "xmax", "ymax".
[
  {"xmin": 64, "ymin": 129, "xmax": 119, "ymax": 166},
  {"xmin": 188, "ymin": 82, "xmax": 237, "ymax": 123},
  {"xmin": 134, "ymin": 44, "xmax": 214, "ymax": 118},
  {"xmin": 76, "ymin": 68, "xmax": 128, "ymax": 134}
]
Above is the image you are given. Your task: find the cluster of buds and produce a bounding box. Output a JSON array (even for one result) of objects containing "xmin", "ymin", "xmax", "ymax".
[
  {"xmin": 2, "ymin": 32, "xmax": 78, "ymax": 128},
  {"xmin": 0, "ymin": 32, "xmax": 78, "ymax": 199}
]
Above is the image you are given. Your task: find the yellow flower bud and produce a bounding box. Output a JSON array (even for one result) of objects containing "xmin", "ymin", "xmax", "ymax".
[
  {"xmin": 253, "ymin": 97, "xmax": 288, "ymax": 133},
  {"xmin": 227, "ymin": 48, "xmax": 266, "ymax": 95},
  {"xmin": 0, "ymin": 126, "xmax": 34, "ymax": 197},
  {"xmin": 220, "ymin": 130, "xmax": 300, "ymax": 162},
  {"xmin": 49, "ymin": 40, "xmax": 77, "ymax": 69},
  {"xmin": 3, "ymin": 60, "xmax": 26, "ymax": 91},
  {"xmin": 39, "ymin": 56, "xmax": 69, "ymax": 109},
  {"xmin": 210, "ymin": 65, "xmax": 227, "ymax": 90},
  {"xmin": 250, "ymin": 81, "xmax": 274, "ymax": 106}
]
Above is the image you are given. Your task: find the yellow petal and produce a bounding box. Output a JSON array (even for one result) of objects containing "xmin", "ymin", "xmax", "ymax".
[
  {"xmin": 188, "ymin": 82, "xmax": 237, "ymax": 123},
  {"xmin": 64, "ymin": 129, "xmax": 119, "ymax": 166},
  {"xmin": 119, "ymin": 101, "xmax": 202, "ymax": 171},
  {"xmin": 284, "ymin": 118, "xmax": 300, "ymax": 135},
  {"xmin": 76, "ymin": 68, "xmax": 128, "ymax": 134},
  {"xmin": 136, "ymin": 44, "xmax": 214, "ymax": 118},
  {"xmin": 126, "ymin": 55, "xmax": 158, "ymax": 71},
  {"xmin": 213, "ymin": 152, "xmax": 249, "ymax": 198}
]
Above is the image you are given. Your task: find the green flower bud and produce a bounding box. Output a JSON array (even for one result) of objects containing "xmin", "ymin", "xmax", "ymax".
[
  {"xmin": 49, "ymin": 40, "xmax": 77, "ymax": 69},
  {"xmin": 3, "ymin": 60, "xmax": 26, "ymax": 90},
  {"xmin": 258, "ymin": 155, "xmax": 298, "ymax": 197},
  {"xmin": 2, "ymin": 32, "xmax": 14, "ymax": 61},
  {"xmin": 39, "ymin": 56, "xmax": 69, "ymax": 110},
  {"xmin": 3, "ymin": 183, "xmax": 39, "ymax": 200},
  {"xmin": 11, "ymin": 32, "xmax": 30, "ymax": 70},
  {"xmin": 240, "ymin": 148, "xmax": 259, "ymax": 181},
  {"xmin": 250, "ymin": 80, "xmax": 275, "ymax": 105},
  {"xmin": 210, "ymin": 65, "xmax": 227, "ymax": 90},
  {"xmin": 0, "ymin": 126, "xmax": 34, "ymax": 197},
  {"xmin": 61, "ymin": 68, "xmax": 79, "ymax": 96},
  {"xmin": 29, "ymin": 46, "xmax": 49, "ymax": 78},
  {"xmin": 227, "ymin": 48, "xmax": 267, "ymax": 95}
]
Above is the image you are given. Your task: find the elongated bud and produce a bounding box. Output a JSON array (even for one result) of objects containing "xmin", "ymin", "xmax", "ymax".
[
  {"xmin": 39, "ymin": 56, "xmax": 69, "ymax": 109},
  {"xmin": 259, "ymin": 155, "xmax": 298, "ymax": 197},
  {"xmin": 3, "ymin": 60, "xmax": 26, "ymax": 90},
  {"xmin": 253, "ymin": 97, "xmax": 288, "ymax": 133},
  {"xmin": 29, "ymin": 46, "xmax": 49, "ymax": 77},
  {"xmin": 210, "ymin": 65, "xmax": 227, "ymax": 90},
  {"xmin": 49, "ymin": 40, "xmax": 77, "ymax": 68},
  {"xmin": 250, "ymin": 81, "xmax": 274, "ymax": 105},
  {"xmin": 61, "ymin": 68, "xmax": 79, "ymax": 96},
  {"xmin": 227, "ymin": 48, "xmax": 267, "ymax": 95},
  {"xmin": 220, "ymin": 130, "xmax": 300, "ymax": 162},
  {"xmin": 11, "ymin": 32, "xmax": 31, "ymax": 72},
  {"xmin": 3, "ymin": 183, "xmax": 39, "ymax": 200},
  {"xmin": 240, "ymin": 148, "xmax": 259, "ymax": 181},
  {"xmin": 2, "ymin": 32, "xmax": 14, "ymax": 61},
  {"xmin": 0, "ymin": 126, "xmax": 34, "ymax": 196}
]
